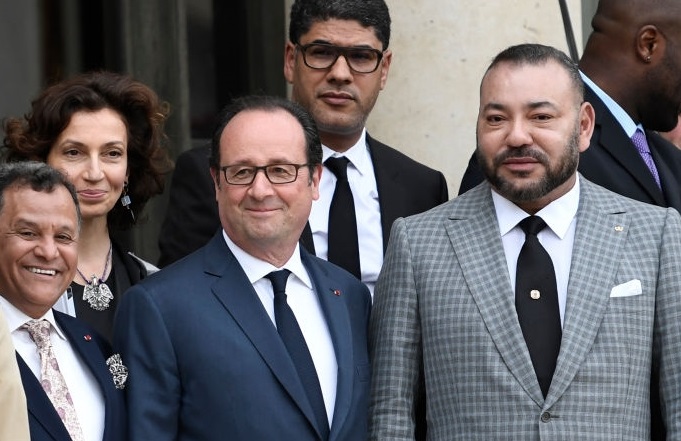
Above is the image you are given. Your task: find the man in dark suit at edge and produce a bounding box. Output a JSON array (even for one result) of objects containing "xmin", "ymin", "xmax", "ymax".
[{"xmin": 459, "ymin": 0, "xmax": 681, "ymax": 215}]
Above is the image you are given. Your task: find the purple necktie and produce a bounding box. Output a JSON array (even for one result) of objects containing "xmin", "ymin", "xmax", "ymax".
[{"xmin": 631, "ymin": 129, "xmax": 661, "ymax": 188}]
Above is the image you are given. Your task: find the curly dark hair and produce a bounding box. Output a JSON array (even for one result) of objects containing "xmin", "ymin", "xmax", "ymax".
[{"xmin": 2, "ymin": 71, "xmax": 172, "ymax": 230}]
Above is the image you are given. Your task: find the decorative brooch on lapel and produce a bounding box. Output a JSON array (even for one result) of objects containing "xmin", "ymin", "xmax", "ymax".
[{"xmin": 106, "ymin": 354, "xmax": 128, "ymax": 390}]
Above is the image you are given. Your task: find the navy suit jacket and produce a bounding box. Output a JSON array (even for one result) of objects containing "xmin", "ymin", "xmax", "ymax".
[
  {"xmin": 115, "ymin": 232, "xmax": 372, "ymax": 440},
  {"xmin": 17, "ymin": 310, "xmax": 126, "ymax": 441},
  {"xmin": 458, "ymin": 85, "xmax": 681, "ymax": 215},
  {"xmin": 158, "ymin": 135, "xmax": 449, "ymax": 266}
]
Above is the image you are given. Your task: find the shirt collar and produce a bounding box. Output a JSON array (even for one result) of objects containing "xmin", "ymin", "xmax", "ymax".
[
  {"xmin": 0, "ymin": 296, "xmax": 67, "ymax": 341},
  {"xmin": 221, "ymin": 230, "xmax": 312, "ymax": 289},
  {"xmin": 492, "ymin": 174, "xmax": 581, "ymax": 239},
  {"xmin": 321, "ymin": 128, "xmax": 372, "ymax": 176},
  {"xmin": 580, "ymin": 71, "xmax": 640, "ymax": 137}
]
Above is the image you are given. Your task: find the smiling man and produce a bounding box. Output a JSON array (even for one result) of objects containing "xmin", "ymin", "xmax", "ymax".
[
  {"xmin": 115, "ymin": 95, "xmax": 372, "ymax": 441},
  {"xmin": 0, "ymin": 161, "xmax": 125, "ymax": 441},
  {"xmin": 369, "ymin": 44, "xmax": 681, "ymax": 440}
]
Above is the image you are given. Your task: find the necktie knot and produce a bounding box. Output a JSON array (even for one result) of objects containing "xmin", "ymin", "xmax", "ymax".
[
  {"xmin": 324, "ymin": 157, "xmax": 350, "ymax": 181},
  {"xmin": 266, "ymin": 269, "xmax": 291, "ymax": 298},
  {"xmin": 631, "ymin": 129, "xmax": 651, "ymax": 154},
  {"xmin": 518, "ymin": 215, "xmax": 548, "ymax": 237},
  {"xmin": 23, "ymin": 319, "xmax": 52, "ymax": 352}
]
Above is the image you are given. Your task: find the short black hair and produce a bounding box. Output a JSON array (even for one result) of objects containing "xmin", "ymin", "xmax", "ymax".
[
  {"xmin": 0, "ymin": 161, "xmax": 81, "ymax": 225},
  {"xmin": 289, "ymin": 0, "xmax": 391, "ymax": 50},
  {"xmin": 485, "ymin": 43, "xmax": 585, "ymax": 102},
  {"xmin": 209, "ymin": 95, "xmax": 322, "ymax": 175}
]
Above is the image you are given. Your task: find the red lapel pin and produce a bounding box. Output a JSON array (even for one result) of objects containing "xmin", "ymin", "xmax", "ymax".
[{"xmin": 84, "ymin": 334, "xmax": 92, "ymax": 341}]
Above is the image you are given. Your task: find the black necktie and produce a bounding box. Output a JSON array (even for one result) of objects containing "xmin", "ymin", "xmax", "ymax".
[
  {"xmin": 266, "ymin": 270, "xmax": 330, "ymax": 439},
  {"xmin": 515, "ymin": 216, "xmax": 562, "ymax": 398},
  {"xmin": 324, "ymin": 157, "xmax": 361, "ymax": 279}
]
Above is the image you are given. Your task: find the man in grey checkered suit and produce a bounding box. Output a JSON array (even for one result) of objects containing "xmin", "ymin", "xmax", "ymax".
[{"xmin": 369, "ymin": 43, "xmax": 681, "ymax": 440}]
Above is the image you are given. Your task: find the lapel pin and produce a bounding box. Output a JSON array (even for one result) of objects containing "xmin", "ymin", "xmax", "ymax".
[
  {"xmin": 331, "ymin": 289, "xmax": 341, "ymax": 296},
  {"xmin": 83, "ymin": 334, "xmax": 92, "ymax": 341},
  {"xmin": 614, "ymin": 225, "xmax": 624, "ymax": 232}
]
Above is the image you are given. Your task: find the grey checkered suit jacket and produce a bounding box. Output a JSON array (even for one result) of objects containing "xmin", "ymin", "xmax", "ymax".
[{"xmin": 369, "ymin": 176, "xmax": 681, "ymax": 440}]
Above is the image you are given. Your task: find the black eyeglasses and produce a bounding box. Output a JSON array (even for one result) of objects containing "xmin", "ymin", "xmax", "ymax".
[
  {"xmin": 220, "ymin": 163, "xmax": 310, "ymax": 185},
  {"xmin": 297, "ymin": 43, "xmax": 384, "ymax": 74}
]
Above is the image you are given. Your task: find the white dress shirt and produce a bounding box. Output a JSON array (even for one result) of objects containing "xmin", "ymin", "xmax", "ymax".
[
  {"xmin": 222, "ymin": 231, "xmax": 338, "ymax": 425},
  {"xmin": 0, "ymin": 296, "xmax": 105, "ymax": 441},
  {"xmin": 492, "ymin": 175, "xmax": 581, "ymax": 325},
  {"xmin": 309, "ymin": 128, "xmax": 382, "ymax": 296}
]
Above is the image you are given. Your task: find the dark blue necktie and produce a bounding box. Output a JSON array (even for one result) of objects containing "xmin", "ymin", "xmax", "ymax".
[
  {"xmin": 266, "ymin": 270, "xmax": 329, "ymax": 439},
  {"xmin": 515, "ymin": 216, "xmax": 562, "ymax": 398},
  {"xmin": 324, "ymin": 157, "xmax": 361, "ymax": 279}
]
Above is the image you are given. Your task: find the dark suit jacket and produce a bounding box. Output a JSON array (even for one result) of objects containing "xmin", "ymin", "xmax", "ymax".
[
  {"xmin": 115, "ymin": 232, "xmax": 372, "ymax": 441},
  {"xmin": 458, "ymin": 85, "xmax": 681, "ymax": 214},
  {"xmin": 157, "ymin": 144, "xmax": 219, "ymax": 267},
  {"xmin": 17, "ymin": 311, "xmax": 126, "ymax": 441},
  {"xmin": 158, "ymin": 135, "xmax": 449, "ymax": 266}
]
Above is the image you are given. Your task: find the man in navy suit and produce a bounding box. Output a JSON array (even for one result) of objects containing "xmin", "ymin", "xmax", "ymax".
[
  {"xmin": 115, "ymin": 95, "xmax": 371, "ymax": 440},
  {"xmin": 0, "ymin": 161, "xmax": 125, "ymax": 441}
]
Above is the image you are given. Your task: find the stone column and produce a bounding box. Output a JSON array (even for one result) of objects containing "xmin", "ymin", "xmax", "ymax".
[{"xmin": 119, "ymin": 0, "xmax": 191, "ymax": 262}]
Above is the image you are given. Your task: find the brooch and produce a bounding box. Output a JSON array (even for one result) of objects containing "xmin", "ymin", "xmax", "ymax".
[{"xmin": 106, "ymin": 354, "xmax": 128, "ymax": 390}]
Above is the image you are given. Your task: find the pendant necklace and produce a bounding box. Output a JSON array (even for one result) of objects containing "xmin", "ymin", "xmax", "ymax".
[{"xmin": 77, "ymin": 242, "xmax": 114, "ymax": 311}]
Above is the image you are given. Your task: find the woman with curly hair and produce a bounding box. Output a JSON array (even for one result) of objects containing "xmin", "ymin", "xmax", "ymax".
[{"xmin": 3, "ymin": 71, "xmax": 172, "ymax": 342}]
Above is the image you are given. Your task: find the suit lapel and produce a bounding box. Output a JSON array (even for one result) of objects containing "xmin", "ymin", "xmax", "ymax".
[
  {"xmin": 17, "ymin": 353, "xmax": 71, "ymax": 440},
  {"xmin": 545, "ymin": 179, "xmax": 628, "ymax": 404},
  {"xmin": 647, "ymin": 131, "xmax": 681, "ymax": 212},
  {"xmin": 368, "ymin": 135, "xmax": 404, "ymax": 253},
  {"xmin": 300, "ymin": 222, "xmax": 315, "ymax": 255},
  {"xmin": 586, "ymin": 87, "xmax": 665, "ymax": 205},
  {"xmin": 54, "ymin": 313, "xmax": 112, "ymax": 395},
  {"xmin": 445, "ymin": 185, "xmax": 544, "ymax": 404},
  {"xmin": 301, "ymin": 250, "xmax": 354, "ymax": 440},
  {"xmin": 53, "ymin": 312, "xmax": 122, "ymax": 440},
  {"xmin": 204, "ymin": 235, "xmax": 321, "ymax": 438}
]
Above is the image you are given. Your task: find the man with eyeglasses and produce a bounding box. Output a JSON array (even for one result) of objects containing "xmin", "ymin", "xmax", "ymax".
[
  {"xmin": 158, "ymin": 0, "xmax": 449, "ymax": 297},
  {"xmin": 285, "ymin": 0, "xmax": 448, "ymax": 297},
  {"xmin": 115, "ymin": 95, "xmax": 372, "ymax": 441}
]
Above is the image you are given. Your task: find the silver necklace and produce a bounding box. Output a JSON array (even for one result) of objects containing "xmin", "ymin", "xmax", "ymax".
[{"xmin": 77, "ymin": 243, "xmax": 113, "ymax": 311}]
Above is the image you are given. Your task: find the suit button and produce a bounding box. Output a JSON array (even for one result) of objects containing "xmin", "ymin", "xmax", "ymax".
[{"xmin": 540, "ymin": 412, "xmax": 551, "ymax": 423}]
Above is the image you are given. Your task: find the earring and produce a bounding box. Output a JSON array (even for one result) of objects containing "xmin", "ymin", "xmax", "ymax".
[
  {"xmin": 121, "ymin": 182, "xmax": 135, "ymax": 221},
  {"xmin": 646, "ymin": 55, "xmax": 652, "ymax": 62}
]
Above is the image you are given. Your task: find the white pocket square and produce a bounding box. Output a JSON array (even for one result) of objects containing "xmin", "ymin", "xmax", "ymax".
[{"xmin": 610, "ymin": 279, "xmax": 642, "ymax": 298}]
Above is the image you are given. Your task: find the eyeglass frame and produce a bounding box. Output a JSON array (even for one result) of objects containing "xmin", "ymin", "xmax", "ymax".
[
  {"xmin": 296, "ymin": 42, "xmax": 385, "ymax": 74},
  {"xmin": 218, "ymin": 163, "xmax": 313, "ymax": 185}
]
